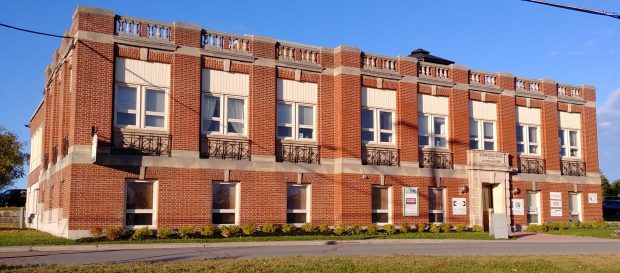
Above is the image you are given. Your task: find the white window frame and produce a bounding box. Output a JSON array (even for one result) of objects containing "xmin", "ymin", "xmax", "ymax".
[
  {"xmin": 202, "ymin": 93, "xmax": 248, "ymax": 136},
  {"xmin": 362, "ymin": 107, "xmax": 395, "ymax": 145},
  {"xmin": 526, "ymin": 191, "xmax": 541, "ymax": 225},
  {"xmin": 569, "ymin": 192, "xmax": 582, "ymax": 222},
  {"xmin": 212, "ymin": 181, "xmax": 240, "ymax": 226},
  {"xmin": 286, "ymin": 184, "xmax": 311, "ymax": 225},
  {"xmin": 470, "ymin": 119, "xmax": 496, "ymax": 151},
  {"xmin": 559, "ymin": 129, "xmax": 581, "ymax": 159},
  {"xmin": 517, "ymin": 124, "xmax": 541, "ymax": 156},
  {"xmin": 429, "ymin": 187, "xmax": 446, "ymax": 224},
  {"xmin": 371, "ymin": 186, "xmax": 392, "ymax": 225},
  {"xmin": 114, "ymin": 83, "xmax": 169, "ymax": 131},
  {"xmin": 124, "ymin": 180, "xmax": 158, "ymax": 229},
  {"xmin": 418, "ymin": 113, "xmax": 449, "ymax": 149},
  {"xmin": 277, "ymin": 101, "xmax": 316, "ymax": 141}
]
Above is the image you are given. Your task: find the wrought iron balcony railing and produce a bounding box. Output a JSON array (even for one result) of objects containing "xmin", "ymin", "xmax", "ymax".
[
  {"xmin": 420, "ymin": 150, "xmax": 452, "ymax": 169},
  {"xmin": 113, "ymin": 132, "xmax": 172, "ymax": 156},
  {"xmin": 61, "ymin": 136, "xmax": 69, "ymax": 158},
  {"xmin": 518, "ymin": 156, "xmax": 545, "ymax": 174},
  {"xmin": 276, "ymin": 142, "xmax": 320, "ymax": 164},
  {"xmin": 43, "ymin": 153, "xmax": 49, "ymax": 170},
  {"xmin": 51, "ymin": 145, "xmax": 58, "ymax": 164},
  {"xmin": 362, "ymin": 146, "xmax": 399, "ymax": 166},
  {"xmin": 561, "ymin": 160, "xmax": 585, "ymax": 176},
  {"xmin": 201, "ymin": 135, "xmax": 251, "ymax": 160}
]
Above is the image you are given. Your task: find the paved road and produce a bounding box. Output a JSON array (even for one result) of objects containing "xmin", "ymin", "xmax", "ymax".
[{"xmin": 1, "ymin": 236, "xmax": 620, "ymax": 266}]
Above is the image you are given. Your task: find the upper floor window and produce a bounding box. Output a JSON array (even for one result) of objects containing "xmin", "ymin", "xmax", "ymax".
[
  {"xmin": 114, "ymin": 84, "xmax": 168, "ymax": 130},
  {"xmin": 362, "ymin": 108, "xmax": 394, "ymax": 144},
  {"xmin": 277, "ymin": 103, "xmax": 315, "ymax": 140},
  {"xmin": 202, "ymin": 94, "xmax": 246, "ymax": 136},
  {"xmin": 470, "ymin": 120, "xmax": 495, "ymax": 151},
  {"xmin": 517, "ymin": 124, "xmax": 540, "ymax": 155},
  {"xmin": 418, "ymin": 114, "xmax": 447, "ymax": 148},
  {"xmin": 559, "ymin": 129, "xmax": 580, "ymax": 158}
]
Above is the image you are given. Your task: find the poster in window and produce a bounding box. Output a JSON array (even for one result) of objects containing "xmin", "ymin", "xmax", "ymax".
[
  {"xmin": 512, "ymin": 199, "xmax": 525, "ymax": 215},
  {"xmin": 588, "ymin": 193, "xmax": 598, "ymax": 204},
  {"xmin": 402, "ymin": 187, "xmax": 419, "ymax": 216},
  {"xmin": 550, "ymin": 209, "xmax": 563, "ymax": 217},
  {"xmin": 452, "ymin": 198, "xmax": 467, "ymax": 215}
]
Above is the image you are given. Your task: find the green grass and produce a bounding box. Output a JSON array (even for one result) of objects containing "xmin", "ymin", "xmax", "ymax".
[
  {"xmin": 3, "ymin": 255, "xmax": 620, "ymax": 273},
  {"xmin": 545, "ymin": 228, "xmax": 619, "ymax": 239},
  {"xmin": 0, "ymin": 227, "xmax": 74, "ymax": 246}
]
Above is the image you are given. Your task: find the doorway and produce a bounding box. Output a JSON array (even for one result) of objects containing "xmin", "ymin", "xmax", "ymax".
[{"xmin": 482, "ymin": 184, "xmax": 494, "ymax": 231}]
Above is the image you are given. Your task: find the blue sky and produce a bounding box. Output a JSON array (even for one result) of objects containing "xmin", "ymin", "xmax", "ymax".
[{"xmin": 1, "ymin": 0, "xmax": 619, "ymax": 188}]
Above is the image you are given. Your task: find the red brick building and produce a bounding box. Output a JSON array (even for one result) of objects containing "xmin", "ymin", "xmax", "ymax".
[{"xmin": 26, "ymin": 6, "xmax": 602, "ymax": 238}]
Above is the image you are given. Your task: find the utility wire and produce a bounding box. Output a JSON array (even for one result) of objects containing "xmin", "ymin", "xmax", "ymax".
[{"xmin": 0, "ymin": 22, "xmax": 72, "ymax": 39}]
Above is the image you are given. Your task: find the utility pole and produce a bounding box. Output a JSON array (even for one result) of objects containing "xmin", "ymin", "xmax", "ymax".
[{"xmin": 522, "ymin": 0, "xmax": 620, "ymax": 20}]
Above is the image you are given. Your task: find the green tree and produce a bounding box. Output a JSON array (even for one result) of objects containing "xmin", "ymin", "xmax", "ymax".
[
  {"xmin": 0, "ymin": 126, "xmax": 27, "ymax": 190},
  {"xmin": 601, "ymin": 174, "xmax": 613, "ymax": 197},
  {"xmin": 611, "ymin": 180, "xmax": 620, "ymax": 197}
]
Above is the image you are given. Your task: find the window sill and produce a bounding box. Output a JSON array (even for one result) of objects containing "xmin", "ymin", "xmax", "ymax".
[
  {"xmin": 278, "ymin": 139, "xmax": 318, "ymax": 145},
  {"xmin": 116, "ymin": 127, "xmax": 169, "ymax": 135},
  {"xmin": 420, "ymin": 147, "xmax": 450, "ymax": 152},
  {"xmin": 203, "ymin": 134, "xmax": 249, "ymax": 141},
  {"xmin": 363, "ymin": 143, "xmax": 397, "ymax": 148}
]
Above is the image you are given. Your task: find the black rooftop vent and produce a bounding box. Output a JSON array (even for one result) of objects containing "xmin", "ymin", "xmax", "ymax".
[{"xmin": 408, "ymin": 48, "xmax": 454, "ymax": 65}]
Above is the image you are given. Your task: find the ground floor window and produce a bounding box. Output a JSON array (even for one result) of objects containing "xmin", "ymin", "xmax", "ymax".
[
  {"xmin": 287, "ymin": 184, "xmax": 310, "ymax": 224},
  {"xmin": 429, "ymin": 188, "xmax": 444, "ymax": 223},
  {"xmin": 569, "ymin": 192, "xmax": 582, "ymax": 222},
  {"xmin": 125, "ymin": 180, "xmax": 156, "ymax": 227},
  {"xmin": 372, "ymin": 186, "xmax": 391, "ymax": 224},
  {"xmin": 526, "ymin": 191, "xmax": 540, "ymax": 224},
  {"xmin": 212, "ymin": 182, "xmax": 238, "ymax": 225}
]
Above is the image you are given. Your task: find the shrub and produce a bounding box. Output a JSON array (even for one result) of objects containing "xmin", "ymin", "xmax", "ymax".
[
  {"xmin": 177, "ymin": 225, "xmax": 197, "ymax": 239},
  {"xmin": 242, "ymin": 223, "xmax": 257, "ymax": 236},
  {"xmin": 157, "ymin": 226, "xmax": 173, "ymax": 239},
  {"xmin": 301, "ymin": 223, "xmax": 315, "ymax": 233},
  {"xmin": 132, "ymin": 227, "xmax": 151, "ymax": 240},
  {"xmin": 199, "ymin": 225, "xmax": 217, "ymax": 237},
  {"xmin": 89, "ymin": 227, "xmax": 103, "ymax": 238},
  {"xmin": 220, "ymin": 225, "xmax": 240, "ymax": 237},
  {"xmin": 526, "ymin": 224, "xmax": 540, "ymax": 232},
  {"xmin": 557, "ymin": 221, "xmax": 570, "ymax": 230},
  {"xmin": 471, "ymin": 225, "xmax": 482, "ymax": 232},
  {"xmin": 399, "ymin": 223, "xmax": 410, "ymax": 233},
  {"xmin": 454, "ymin": 223, "xmax": 467, "ymax": 233},
  {"xmin": 429, "ymin": 225, "xmax": 440, "ymax": 233},
  {"xmin": 103, "ymin": 227, "xmax": 124, "ymax": 241},
  {"xmin": 318, "ymin": 224, "xmax": 330, "ymax": 234},
  {"xmin": 383, "ymin": 224, "xmax": 397, "ymax": 235},
  {"xmin": 282, "ymin": 224, "xmax": 296, "ymax": 234},
  {"xmin": 261, "ymin": 223, "xmax": 277, "ymax": 234},
  {"xmin": 348, "ymin": 224, "xmax": 363, "ymax": 235},
  {"xmin": 544, "ymin": 221, "xmax": 560, "ymax": 231},
  {"xmin": 440, "ymin": 223, "xmax": 452, "ymax": 233},
  {"xmin": 333, "ymin": 225, "xmax": 346, "ymax": 236},
  {"xmin": 416, "ymin": 223, "xmax": 427, "ymax": 233},
  {"xmin": 366, "ymin": 224, "xmax": 378, "ymax": 235},
  {"xmin": 569, "ymin": 221, "xmax": 581, "ymax": 229}
]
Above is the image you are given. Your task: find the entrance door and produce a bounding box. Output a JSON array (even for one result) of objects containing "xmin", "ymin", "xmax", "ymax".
[{"xmin": 482, "ymin": 185, "xmax": 494, "ymax": 231}]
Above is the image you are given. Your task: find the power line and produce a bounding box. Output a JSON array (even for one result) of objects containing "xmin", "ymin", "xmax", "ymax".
[
  {"xmin": 0, "ymin": 22, "xmax": 72, "ymax": 39},
  {"xmin": 522, "ymin": 0, "xmax": 620, "ymax": 20}
]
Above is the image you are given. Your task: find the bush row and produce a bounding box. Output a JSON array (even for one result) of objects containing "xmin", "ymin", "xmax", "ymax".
[
  {"xmin": 86, "ymin": 223, "xmax": 483, "ymax": 241},
  {"xmin": 526, "ymin": 220, "xmax": 613, "ymax": 232}
]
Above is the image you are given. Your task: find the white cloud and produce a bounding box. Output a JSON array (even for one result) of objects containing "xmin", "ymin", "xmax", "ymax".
[{"xmin": 597, "ymin": 87, "xmax": 620, "ymax": 180}]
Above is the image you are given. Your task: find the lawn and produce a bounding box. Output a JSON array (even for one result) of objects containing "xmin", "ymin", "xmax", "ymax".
[
  {"xmin": 0, "ymin": 228, "xmax": 493, "ymax": 247},
  {"xmin": 545, "ymin": 228, "xmax": 619, "ymax": 239},
  {"xmin": 2, "ymin": 255, "xmax": 620, "ymax": 273}
]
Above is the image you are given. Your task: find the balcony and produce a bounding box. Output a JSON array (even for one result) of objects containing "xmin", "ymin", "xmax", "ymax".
[
  {"xmin": 362, "ymin": 146, "xmax": 399, "ymax": 166},
  {"xmin": 113, "ymin": 132, "xmax": 172, "ymax": 156},
  {"xmin": 61, "ymin": 136, "xmax": 69, "ymax": 158},
  {"xmin": 420, "ymin": 150, "xmax": 452, "ymax": 169},
  {"xmin": 276, "ymin": 141, "xmax": 320, "ymax": 164},
  {"xmin": 200, "ymin": 135, "xmax": 251, "ymax": 160},
  {"xmin": 51, "ymin": 145, "xmax": 58, "ymax": 164},
  {"xmin": 43, "ymin": 153, "xmax": 49, "ymax": 170},
  {"xmin": 561, "ymin": 160, "xmax": 585, "ymax": 176},
  {"xmin": 518, "ymin": 156, "xmax": 545, "ymax": 174}
]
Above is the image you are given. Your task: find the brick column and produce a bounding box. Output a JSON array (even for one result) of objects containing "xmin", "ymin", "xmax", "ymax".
[
  {"xmin": 333, "ymin": 46, "xmax": 362, "ymax": 160},
  {"xmin": 397, "ymin": 56, "xmax": 418, "ymax": 164},
  {"xmin": 170, "ymin": 22, "xmax": 202, "ymax": 156},
  {"xmin": 581, "ymin": 85, "xmax": 599, "ymax": 174},
  {"xmin": 449, "ymin": 65, "xmax": 470, "ymax": 165},
  {"xmin": 319, "ymin": 47, "xmax": 335, "ymax": 159},
  {"xmin": 497, "ymin": 73, "xmax": 517, "ymax": 167},
  {"xmin": 249, "ymin": 36, "xmax": 277, "ymax": 159},
  {"xmin": 540, "ymin": 79, "xmax": 560, "ymax": 172}
]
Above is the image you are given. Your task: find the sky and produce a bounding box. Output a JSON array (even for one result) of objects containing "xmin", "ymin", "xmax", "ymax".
[{"xmin": 0, "ymin": 0, "xmax": 619, "ymax": 189}]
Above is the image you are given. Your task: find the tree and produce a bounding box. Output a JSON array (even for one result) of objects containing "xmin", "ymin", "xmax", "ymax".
[
  {"xmin": 611, "ymin": 180, "xmax": 620, "ymax": 197},
  {"xmin": 0, "ymin": 126, "xmax": 27, "ymax": 190},
  {"xmin": 602, "ymin": 174, "xmax": 612, "ymax": 197}
]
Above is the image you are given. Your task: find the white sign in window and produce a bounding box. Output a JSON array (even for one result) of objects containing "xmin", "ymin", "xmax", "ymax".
[
  {"xmin": 125, "ymin": 180, "xmax": 156, "ymax": 228},
  {"xmin": 372, "ymin": 186, "xmax": 391, "ymax": 224},
  {"xmin": 470, "ymin": 120, "xmax": 495, "ymax": 151},
  {"xmin": 115, "ymin": 84, "xmax": 168, "ymax": 130},
  {"xmin": 418, "ymin": 114, "xmax": 448, "ymax": 148},
  {"xmin": 429, "ymin": 188, "xmax": 445, "ymax": 223},
  {"xmin": 287, "ymin": 184, "xmax": 310, "ymax": 224},
  {"xmin": 559, "ymin": 129, "xmax": 581, "ymax": 158},
  {"xmin": 277, "ymin": 102, "xmax": 315, "ymax": 140},
  {"xmin": 362, "ymin": 108, "xmax": 394, "ymax": 144},
  {"xmin": 202, "ymin": 94, "xmax": 247, "ymax": 136},
  {"xmin": 517, "ymin": 124, "xmax": 540, "ymax": 155},
  {"xmin": 212, "ymin": 182, "xmax": 238, "ymax": 225}
]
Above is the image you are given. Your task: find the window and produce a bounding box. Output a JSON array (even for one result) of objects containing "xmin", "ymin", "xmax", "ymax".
[
  {"xmin": 212, "ymin": 182, "xmax": 238, "ymax": 225},
  {"xmin": 517, "ymin": 125, "xmax": 540, "ymax": 155},
  {"xmin": 202, "ymin": 94, "xmax": 246, "ymax": 135},
  {"xmin": 559, "ymin": 129, "xmax": 580, "ymax": 158},
  {"xmin": 125, "ymin": 181, "xmax": 156, "ymax": 227},
  {"xmin": 277, "ymin": 102, "xmax": 315, "ymax": 140},
  {"xmin": 287, "ymin": 184, "xmax": 310, "ymax": 224},
  {"xmin": 470, "ymin": 120, "xmax": 495, "ymax": 151},
  {"xmin": 115, "ymin": 84, "xmax": 168, "ymax": 129},
  {"xmin": 569, "ymin": 192, "xmax": 582, "ymax": 222},
  {"xmin": 526, "ymin": 191, "xmax": 540, "ymax": 224},
  {"xmin": 362, "ymin": 108, "xmax": 394, "ymax": 144},
  {"xmin": 372, "ymin": 186, "xmax": 391, "ymax": 224},
  {"xmin": 428, "ymin": 188, "xmax": 444, "ymax": 223},
  {"xmin": 418, "ymin": 114, "xmax": 447, "ymax": 148}
]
